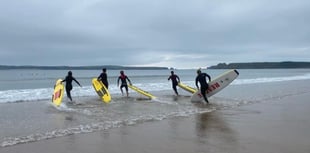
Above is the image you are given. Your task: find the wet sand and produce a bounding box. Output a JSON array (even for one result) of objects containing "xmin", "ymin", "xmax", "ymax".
[{"xmin": 2, "ymin": 91, "xmax": 310, "ymax": 153}]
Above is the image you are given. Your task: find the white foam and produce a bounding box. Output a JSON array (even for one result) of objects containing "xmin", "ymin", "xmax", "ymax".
[{"xmin": 233, "ymin": 73, "xmax": 310, "ymax": 85}]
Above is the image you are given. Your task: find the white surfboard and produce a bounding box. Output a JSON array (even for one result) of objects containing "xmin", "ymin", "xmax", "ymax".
[{"xmin": 191, "ymin": 69, "xmax": 239, "ymax": 102}]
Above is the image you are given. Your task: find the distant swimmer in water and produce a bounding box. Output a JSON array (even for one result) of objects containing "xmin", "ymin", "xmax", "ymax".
[
  {"xmin": 168, "ymin": 71, "xmax": 180, "ymax": 96},
  {"xmin": 117, "ymin": 70, "xmax": 132, "ymax": 97},
  {"xmin": 97, "ymin": 68, "xmax": 109, "ymax": 89},
  {"xmin": 61, "ymin": 71, "xmax": 82, "ymax": 102},
  {"xmin": 195, "ymin": 69, "xmax": 211, "ymax": 103}
]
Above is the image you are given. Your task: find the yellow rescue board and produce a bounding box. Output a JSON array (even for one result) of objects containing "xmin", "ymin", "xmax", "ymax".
[
  {"xmin": 178, "ymin": 82, "xmax": 197, "ymax": 94},
  {"xmin": 92, "ymin": 78, "xmax": 111, "ymax": 103},
  {"xmin": 128, "ymin": 84, "xmax": 156, "ymax": 99},
  {"xmin": 52, "ymin": 79, "xmax": 65, "ymax": 107}
]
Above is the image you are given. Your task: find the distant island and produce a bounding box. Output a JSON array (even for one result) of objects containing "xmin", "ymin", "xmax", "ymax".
[
  {"xmin": 0, "ymin": 65, "xmax": 169, "ymax": 70},
  {"xmin": 208, "ymin": 61, "xmax": 310, "ymax": 69},
  {"xmin": 2, "ymin": 61, "xmax": 310, "ymax": 70}
]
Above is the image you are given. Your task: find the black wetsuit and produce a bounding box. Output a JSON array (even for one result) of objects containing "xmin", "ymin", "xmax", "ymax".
[
  {"xmin": 195, "ymin": 73, "xmax": 211, "ymax": 103},
  {"xmin": 168, "ymin": 74, "xmax": 180, "ymax": 95},
  {"xmin": 62, "ymin": 75, "xmax": 81, "ymax": 101},
  {"xmin": 117, "ymin": 75, "xmax": 131, "ymax": 91},
  {"xmin": 98, "ymin": 72, "xmax": 109, "ymax": 89}
]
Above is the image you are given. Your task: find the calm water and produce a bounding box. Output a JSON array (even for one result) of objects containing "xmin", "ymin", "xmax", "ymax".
[{"xmin": 0, "ymin": 69, "xmax": 310, "ymax": 147}]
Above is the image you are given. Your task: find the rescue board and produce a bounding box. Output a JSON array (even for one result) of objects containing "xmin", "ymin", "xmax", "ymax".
[
  {"xmin": 177, "ymin": 82, "xmax": 197, "ymax": 94},
  {"xmin": 92, "ymin": 78, "xmax": 111, "ymax": 103},
  {"xmin": 191, "ymin": 69, "xmax": 239, "ymax": 102},
  {"xmin": 128, "ymin": 84, "xmax": 156, "ymax": 99},
  {"xmin": 52, "ymin": 79, "xmax": 65, "ymax": 107}
]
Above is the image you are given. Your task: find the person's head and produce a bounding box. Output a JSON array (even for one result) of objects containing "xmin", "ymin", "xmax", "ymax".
[
  {"xmin": 68, "ymin": 71, "xmax": 72, "ymax": 76},
  {"xmin": 120, "ymin": 70, "xmax": 124, "ymax": 75},
  {"xmin": 196, "ymin": 69, "xmax": 201, "ymax": 74},
  {"xmin": 102, "ymin": 68, "xmax": 106, "ymax": 72},
  {"xmin": 171, "ymin": 71, "xmax": 174, "ymax": 75}
]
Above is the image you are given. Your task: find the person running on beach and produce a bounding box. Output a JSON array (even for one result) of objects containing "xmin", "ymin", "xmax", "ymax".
[
  {"xmin": 61, "ymin": 71, "xmax": 82, "ymax": 102},
  {"xmin": 168, "ymin": 71, "xmax": 180, "ymax": 96},
  {"xmin": 97, "ymin": 68, "xmax": 109, "ymax": 89},
  {"xmin": 117, "ymin": 70, "xmax": 132, "ymax": 97},
  {"xmin": 195, "ymin": 69, "xmax": 211, "ymax": 103}
]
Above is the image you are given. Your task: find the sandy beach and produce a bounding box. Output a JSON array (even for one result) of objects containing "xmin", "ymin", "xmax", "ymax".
[
  {"xmin": 1, "ymin": 69, "xmax": 310, "ymax": 153},
  {"xmin": 1, "ymin": 88, "xmax": 310, "ymax": 153}
]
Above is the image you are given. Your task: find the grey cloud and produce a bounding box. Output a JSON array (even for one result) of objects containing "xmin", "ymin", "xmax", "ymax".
[{"xmin": 0, "ymin": 0, "xmax": 309, "ymax": 68}]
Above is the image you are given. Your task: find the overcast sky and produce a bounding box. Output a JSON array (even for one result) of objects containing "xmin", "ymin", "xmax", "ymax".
[{"xmin": 0, "ymin": 0, "xmax": 309, "ymax": 69}]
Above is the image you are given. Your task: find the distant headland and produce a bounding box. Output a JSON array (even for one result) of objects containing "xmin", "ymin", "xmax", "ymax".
[
  {"xmin": 0, "ymin": 65, "xmax": 169, "ymax": 70},
  {"xmin": 208, "ymin": 61, "xmax": 310, "ymax": 69},
  {"xmin": 1, "ymin": 61, "xmax": 310, "ymax": 70}
]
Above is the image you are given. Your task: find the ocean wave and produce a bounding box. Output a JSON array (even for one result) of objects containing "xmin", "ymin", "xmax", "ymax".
[
  {"xmin": 0, "ymin": 83, "xmax": 171, "ymax": 104},
  {"xmin": 233, "ymin": 73, "xmax": 310, "ymax": 85}
]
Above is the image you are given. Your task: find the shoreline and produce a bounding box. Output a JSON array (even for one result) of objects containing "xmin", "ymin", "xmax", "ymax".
[{"xmin": 2, "ymin": 90, "xmax": 310, "ymax": 153}]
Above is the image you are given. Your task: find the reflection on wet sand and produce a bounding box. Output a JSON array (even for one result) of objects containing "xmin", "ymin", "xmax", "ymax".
[{"xmin": 195, "ymin": 111, "xmax": 240, "ymax": 152}]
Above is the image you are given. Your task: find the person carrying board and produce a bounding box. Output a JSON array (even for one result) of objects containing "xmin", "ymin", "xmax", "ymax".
[
  {"xmin": 61, "ymin": 71, "xmax": 82, "ymax": 102},
  {"xmin": 117, "ymin": 70, "xmax": 132, "ymax": 97},
  {"xmin": 168, "ymin": 71, "xmax": 180, "ymax": 96},
  {"xmin": 97, "ymin": 68, "xmax": 109, "ymax": 89},
  {"xmin": 195, "ymin": 69, "xmax": 211, "ymax": 103}
]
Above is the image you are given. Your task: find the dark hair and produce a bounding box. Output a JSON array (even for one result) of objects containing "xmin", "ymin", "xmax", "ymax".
[
  {"xmin": 68, "ymin": 71, "xmax": 72, "ymax": 76},
  {"xmin": 102, "ymin": 68, "xmax": 106, "ymax": 72}
]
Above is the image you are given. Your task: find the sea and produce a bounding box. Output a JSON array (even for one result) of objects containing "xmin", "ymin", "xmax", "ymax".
[{"xmin": 0, "ymin": 68, "xmax": 310, "ymax": 148}]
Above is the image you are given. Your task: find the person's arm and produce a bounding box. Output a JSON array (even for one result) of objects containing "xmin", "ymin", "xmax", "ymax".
[
  {"xmin": 195, "ymin": 77, "xmax": 199, "ymax": 89},
  {"xmin": 168, "ymin": 76, "xmax": 171, "ymax": 81},
  {"xmin": 73, "ymin": 78, "xmax": 82, "ymax": 87},
  {"xmin": 61, "ymin": 77, "xmax": 66, "ymax": 83},
  {"xmin": 126, "ymin": 76, "xmax": 132, "ymax": 85},
  {"xmin": 97, "ymin": 73, "xmax": 102, "ymax": 80},
  {"xmin": 117, "ymin": 77, "xmax": 120, "ymax": 86},
  {"xmin": 206, "ymin": 74, "xmax": 211, "ymax": 82},
  {"xmin": 176, "ymin": 75, "xmax": 180, "ymax": 82}
]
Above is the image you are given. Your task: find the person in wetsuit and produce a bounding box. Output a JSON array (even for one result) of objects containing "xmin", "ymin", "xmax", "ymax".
[
  {"xmin": 61, "ymin": 71, "xmax": 82, "ymax": 102},
  {"xmin": 168, "ymin": 71, "xmax": 180, "ymax": 96},
  {"xmin": 97, "ymin": 68, "xmax": 109, "ymax": 89},
  {"xmin": 117, "ymin": 70, "xmax": 132, "ymax": 97},
  {"xmin": 195, "ymin": 69, "xmax": 211, "ymax": 103}
]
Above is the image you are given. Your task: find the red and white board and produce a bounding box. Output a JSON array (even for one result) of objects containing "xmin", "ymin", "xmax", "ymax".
[{"xmin": 191, "ymin": 69, "xmax": 239, "ymax": 102}]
